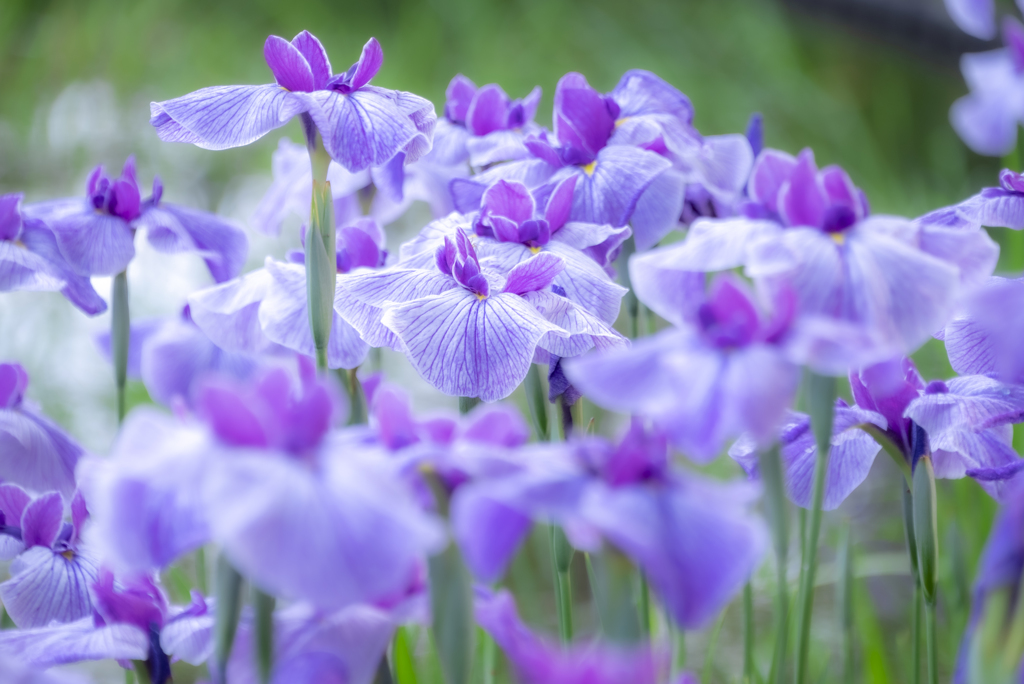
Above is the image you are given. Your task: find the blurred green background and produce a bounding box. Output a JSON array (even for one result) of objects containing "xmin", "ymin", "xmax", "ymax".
[{"xmin": 0, "ymin": 0, "xmax": 1011, "ymax": 682}]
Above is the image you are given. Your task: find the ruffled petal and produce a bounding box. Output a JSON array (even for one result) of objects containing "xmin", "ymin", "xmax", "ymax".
[
  {"xmin": 151, "ymin": 84, "xmax": 306, "ymax": 150},
  {"xmin": 906, "ymin": 375, "xmax": 1024, "ymax": 437},
  {"xmin": 382, "ymin": 289, "xmax": 561, "ymax": 401},
  {"xmin": 160, "ymin": 609, "xmax": 214, "ymax": 665},
  {"xmin": 140, "ymin": 203, "xmax": 248, "ymax": 282},
  {"xmin": 40, "ymin": 201, "xmax": 135, "ymax": 276},
  {"xmin": 259, "ymin": 260, "xmax": 370, "ymax": 369},
  {"xmin": 0, "ymin": 547, "xmax": 98, "ymax": 628},
  {"xmin": 570, "ymin": 146, "xmax": 671, "ymax": 226},
  {"xmin": 334, "ymin": 267, "xmax": 456, "ymax": 350},
  {"xmin": 916, "ymin": 219, "xmax": 998, "ymax": 285},
  {"xmin": 303, "ymin": 87, "xmax": 419, "ymax": 173},
  {"xmin": 522, "ymin": 290, "xmax": 627, "ymax": 359},
  {"xmin": 551, "ymin": 221, "xmax": 630, "ymax": 269},
  {"xmin": 188, "ymin": 268, "xmax": 280, "ymax": 355}
]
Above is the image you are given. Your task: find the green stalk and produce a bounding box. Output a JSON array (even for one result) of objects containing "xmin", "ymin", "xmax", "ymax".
[
  {"xmin": 924, "ymin": 603, "xmax": 938, "ymax": 684},
  {"xmin": 346, "ymin": 368, "xmax": 367, "ymax": 425},
  {"xmin": 794, "ymin": 371, "xmax": 837, "ymax": 684},
  {"xmin": 902, "ymin": 485, "xmax": 921, "ymax": 684},
  {"xmin": 254, "ymin": 588, "xmax": 275, "ymax": 684},
  {"xmin": 702, "ymin": 609, "xmax": 728, "ymax": 684},
  {"xmin": 671, "ymin": 624, "xmax": 686, "ymax": 676},
  {"xmin": 639, "ymin": 575, "xmax": 652, "ymax": 637},
  {"xmin": 195, "ymin": 546, "xmax": 208, "ymax": 596},
  {"xmin": 481, "ymin": 631, "xmax": 496, "ymax": 684},
  {"xmin": 551, "ymin": 526, "xmax": 574, "ymax": 643},
  {"xmin": 213, "ymin": 556, "xmax": 244, "ymax": 684},
  {"xmin": 393, "ymin": 626, "xmax": 419, "ymax": 684},
  {"xmin": 744, "ymin": 582, "xmax": 756, "ymax": 684},
  {"xmin": 761, "ymin": 443, "xmax": 789, "ymax": 684},
  {"xmin": 524, "ymin": 364, "xmax": 549, "ymax": 440},
  {"xmin": 913, "ymin": 455, "xmax": 939, "ymax": 684},
  {"xmin": 111, "ymin": 270, "xmax": 129, "ymax": 423},
  {"xmin": 459, "ymin": 396, "xmax": 481, "ymax": 415},
  {"xmin": 305, "ymin": 125, "xmax": 336, "ymax": 375},
  {"xmin": 837, "ymin": 524, "xmax": 855, "ymax": 684},
  {"xmin": 132, "ymin": 663, "xmax": 151, "ymax": 684},
  {"xmin": 588, "ymin": 550, "xmax": 642, "ymax": 643}
]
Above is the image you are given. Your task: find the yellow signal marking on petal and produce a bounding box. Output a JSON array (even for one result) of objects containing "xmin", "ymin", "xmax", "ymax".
[
  {"xmin": 60, "ymin": 550, "xmax": 76, "ymax": 560},
  {"xmin": 583, "ymin": 161, "xmax": 597, "ymax": 176},
  {"xmin": 476, "ymin": 293, "xmax": 488, "ymax": 301},
  {"xmin": 529, "ymin": 246, "xmax": 541, "ymax": 255},
  {"xmin": 831, "ymin": 232, "xmax": 846, "ymax": 245},
  {"xmin": 615, "ymin": 117, "xmax": 631, "ymax": 128}
]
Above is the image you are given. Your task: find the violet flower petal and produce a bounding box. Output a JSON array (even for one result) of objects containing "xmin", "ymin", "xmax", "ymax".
[
  {"xmin": 264, "ymin": 35, "xmax": 316, "ymax": 92},
  {"xmin": 944, "ymin": 0, "xmax": 996, "ymax": 39},
  {"xmin": 0, "ymin": 546, "xmax": 98, "ymax": 628}
]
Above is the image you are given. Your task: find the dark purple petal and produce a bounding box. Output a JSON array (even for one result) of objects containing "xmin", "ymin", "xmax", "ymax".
[
  {"xmin": 778, "ymin": 148, "xmax": 827, "ymax": 228},
  {"xmin": 745, "ymin": 113, "xmax": 763, "ymax": 157},
  {"xmin": 553, "ymin": 72, "xmax": 615, "ymax": 159},
  {"xmin": 0, "ymin": 193, "xmax": 23, "ymax": 241},
  {"xmin": 264, "ymin": 35, "xmax": 316, "ymax": 92},
  {"xmin": 291, "ymin": 30, "xmax": 332, "ymax": 90},
  {"xmin": 544, "ymin": 176, "xmax": 577, "ymax": 232},
  {"xmin": 21, "ymin": 492, "xmax": 63, "ymax": 549},
  {"xmin": 151, "ymin": 84, "xmax": 307, "ymax": 150},
  {"xmin": 467, "ymin": 84, "xmax": 511, "ymax": 136},
  {"xmin": 0, "ymin": 362, "xmax": 28, "ymax": 408},
  {"xmin": 483, "ymin": 179, "xmax": 535, "ymax": 224},
  {"xmin": 747, "ymin": 149, "xmax": 796, "ymax": 214},
  {"xmin": 445, "ymin": 74, "xmax": 477, "ymax": 123},
  {"xmin": 344, "ymin": 37, "xmax": 384, "ymax": 91}
]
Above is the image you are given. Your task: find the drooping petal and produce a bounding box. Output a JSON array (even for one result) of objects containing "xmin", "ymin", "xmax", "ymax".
[
  {"xmin": 907, "ymin": 375, "xmax": 1024, "ymax": 437},
  {"xmin": 570, "ymin": 146, "xmax": 671, "ymax": 227},
  {"xmin": 382, "ymin": 289, "xmax": 562, "ymax": 401},
  {"xmin": 38, "ymin": 202, "xmax": 135, "ymax": 276},
  {"xmin": 0, "ymin": 546, "xmax": 98, "ymax": 628},
  {"xmin": 451, "ymin": 486, "xmax": 533, "ymax": 583},
  {"xmin": 0, "ymin": 242, "xmax": 65, "ymax": 293},
  {"xmin": 731, "ymin": 404, "xmax": 884, "ymax": 510},
  {"xmin": 188, "ymin": 268, "xmax": 280, "ymax": 355},
  {"xmin": 302, "ymin": 87, "xmax": 420, "ymax": 173},
  {"xmin": 0, "ymin": 617, "xmax": 148, "ymax": 668},
  {"xmin": 335, "ymin": 267, "xmax": 456, "ymax": 350},
  {"xmin": 139, "ymin": 203, "xmax": 248, "ymax": 283},
  {"xmin": 259, "ymin": 260, "xmax": 370, "ymax": 369},
  {"xmin": 16, "ymin": 219, "xmax": 107, "ymax": 315},
  {"xmin": 77, "ymin": 409, "xmax": 212, "ymax": 573},
  {"xmin": 522, "ymin": 290, "xmax": 627, "ymax": 359},
  {"xmin": 629, "ymin": 169, "xmax": 685, "ymax": 252},
  {"xmin": 151, "ymin": 84, "xmax": 307, "ymax": 150},
  {"xmin": 0, "ymin": 407, "xmax": 82, "ymax": 497},
  {"xmin": 204, "ymin": 450, "xmax": 443, "ymax": 610},
  {"xmin": 916, "ymin": 218, "xmax": 999, "ymax": 285}
]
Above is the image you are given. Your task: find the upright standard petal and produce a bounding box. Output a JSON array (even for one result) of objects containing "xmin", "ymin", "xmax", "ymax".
[
  {"xmin": 381, "ymin": 289, "xmax": 564, "ymax": 401},
  {"xmin": 151, "ymin": 84, "xmax": 307, "ymax": 150}
]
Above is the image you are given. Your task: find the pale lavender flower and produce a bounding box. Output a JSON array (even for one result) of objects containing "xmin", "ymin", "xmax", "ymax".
[{"xmin": 151, "ymin": 32, "xmax": 435, "ymax": 173}]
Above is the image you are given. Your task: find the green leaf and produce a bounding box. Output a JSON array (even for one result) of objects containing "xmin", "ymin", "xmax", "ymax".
[
  {"xmin": 394, "ymin": 627, "xmax": 419, "ymax": 684},
  {"xmin": 913, "ymin": 456, "xmax": 939, "ymax": 604}
]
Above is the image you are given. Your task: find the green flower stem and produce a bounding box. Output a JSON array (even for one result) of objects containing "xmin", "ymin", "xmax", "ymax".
[
  {"xmin": 913, "ymin": 456, "xmax": 939, "ymax": 684},
  {"xmin": 254, "ymin": 588, "xmax": 275, "ymax": 684},
  {"xmin": 132, "ymin": 662, "xmax": 151, "ymax": 684},
  {"xmin": 214, "ymin": 556, "xmax": 244, "ymax": 684},
  {"xmin": 588, "ymin": 549, "xmax": 642, "ymax": 644},
  {"xmin": 111, "ymin": 270, "xmax": 129, "ymax": 423},
  {"xmin": 458, "ymin": 396, "xmax": 481, "ymax": 415},
  {"xmin": 346, "ymin": 368, "xmax": 367, "ymax": 425},
  {"xmin": 306, "ymin": 130, "xmax": 336, "ymax": 374},
  {"xmin": 744, "ymin": 582, "xmax": 756, "ymax": 683},
  {"xmin": 639, "ymin": 575, "xmax": 652, "ymax": 637},
  {"xmin": 761, "ymin": 443, "xmax": 789, "ymax": 684},
  {"xmin": 925, "ymin": 602, "xmax": 938, "ymax": 684},
  {"xmin": 551, "ymin": 525, "xmax": 575, "ymax": 643},
  {"xmin": 481, "ymin": 630, "xmax": 496, "ymax": 684},
  {"xmin": 837, "ymin": 524, "xmax": 854, "ymax": 684},
  {"xmin": 902, "ymin": 485, "xmax": 921, "ymax": 684},
  {"xmin": 615, "ymin": 235, "xmax": 638, "ymax": 339},
  {"xmin": 195, "ymin": 546, "xmax": 208, "ymax": 596},
  {"xmin": 794, "ymin": 371, "xmax": 837, "ymax": 684},
  {"xmin": 524, "ymin": 364, "xmax": 549, "ymax": 440}
]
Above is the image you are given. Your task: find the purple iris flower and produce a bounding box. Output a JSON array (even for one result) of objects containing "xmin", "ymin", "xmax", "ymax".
[
  {"xmin": 941, "ymin": 276, "xmax": 1024, "ymax": 385},
  {"xmin": 567, "ymin": 273, "xmax": 800, "ymax": 462},
  {"xmin": 452, "ymin": 420, "xmax": 767, "ymax": 629},
  {"xmin": 81, "ymin": 358, "xmax": 445, "ymax": 611},
  {"xmin": 95, "ymin": 306, "xmax": 257, "ymax": 408},
  {"xmin": 948, "ymin": 14, "xmax": 1024, "ymax": 156},
  {"xmin": 731, "ymin": 356, "xmax": 1024, "ymax": 509},
  {"xmin": 151, "ymin": 32, "xmax": 435, "ymax": 173},
  {"xmin": 0, "ymin": 363, "xmax": 83, "ymax": 496},
  {"xmin": 0, "ymin": 569, "xmax": 213, "ymax": 683},
  {"xmin": 23, "ymin": 156, "xmax": 248, "ymax": 282},
  {"xmin": 944, "ymin": 0, "xmax": 997, "ymax": 39},
  {"xmin": 630, "ymin": 147, "xmax": 978, "ymax": 373},
  {"xmin": 188, "ymin": 218, "xmax": 387, "ymax": 370},
  {"xmin": 451, "ymin": 72, "xmax": 672, "ymax": 231},
  {"xmin": 430, "ymin": 74, "xmax": 543, "ymax": 168},
  {"xmin": 928, "ymin": 168, "xmax": 1024, "ymax": 235},
  {"xmin": 226, "ymin": 602, "xmax": 396, "ymax": 684},
  {"xmin": 0, "ymin": 192, "xmax": 107, "ymax": 315},
  {"xmin": 336, "ymin": 228, "xmax": 625, "ymax": 401},
  {"xmin": 476, "ymin": 589, "xmax": 681, "ymax": 684},
  {"xmin": 0, "ymin": 486, "xmax": 98, "ymax": 628},
  {"xmin": 398, "ymin": 180, "xmax": 629, "ymax": 323},
  {"xmin": 252, "ymin": 137, "xmax": 450, "ymax": 235}
]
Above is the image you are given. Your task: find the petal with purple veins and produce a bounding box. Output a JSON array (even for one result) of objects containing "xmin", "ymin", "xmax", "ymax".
[
  {"xmin": 151, "ymin": 85, "xmax": 307, "ymax": 150},
  {"xmin": 0, "ymin": 546, "xmax": 98, "ymax": 628},
  {"xmin": 43, "ymin": 204, "xmax": 135, "ymax": 277},
  {"xmin": 188, "ymin": 267, "xmax": 280, "ymax": 355},
  {"xmin": 264, "ymin": 35, "xmax": 316, "ymax": 92},
  {"xmin": 0, "ymin": 408, "xmax": 81, "ymax": 497},
  {"xmin": 571, "ymin": 146, "xmax": 671, "ymax": 227},
  {"xmin": 291, "ymin": 31, "xmax": 332, "ymax": 90},
  {"xmin": 502, "ymin": 252, "xmax": 565, "ymax": 295},
  {"xmin": 0, "ymin": 617, "xmax": 148, "ymax": 668}
]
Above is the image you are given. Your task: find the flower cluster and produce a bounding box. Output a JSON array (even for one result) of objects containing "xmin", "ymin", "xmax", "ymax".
[{"xmin": 2, "ymin": 26, "xmax": 1024, "ymax": 684}]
